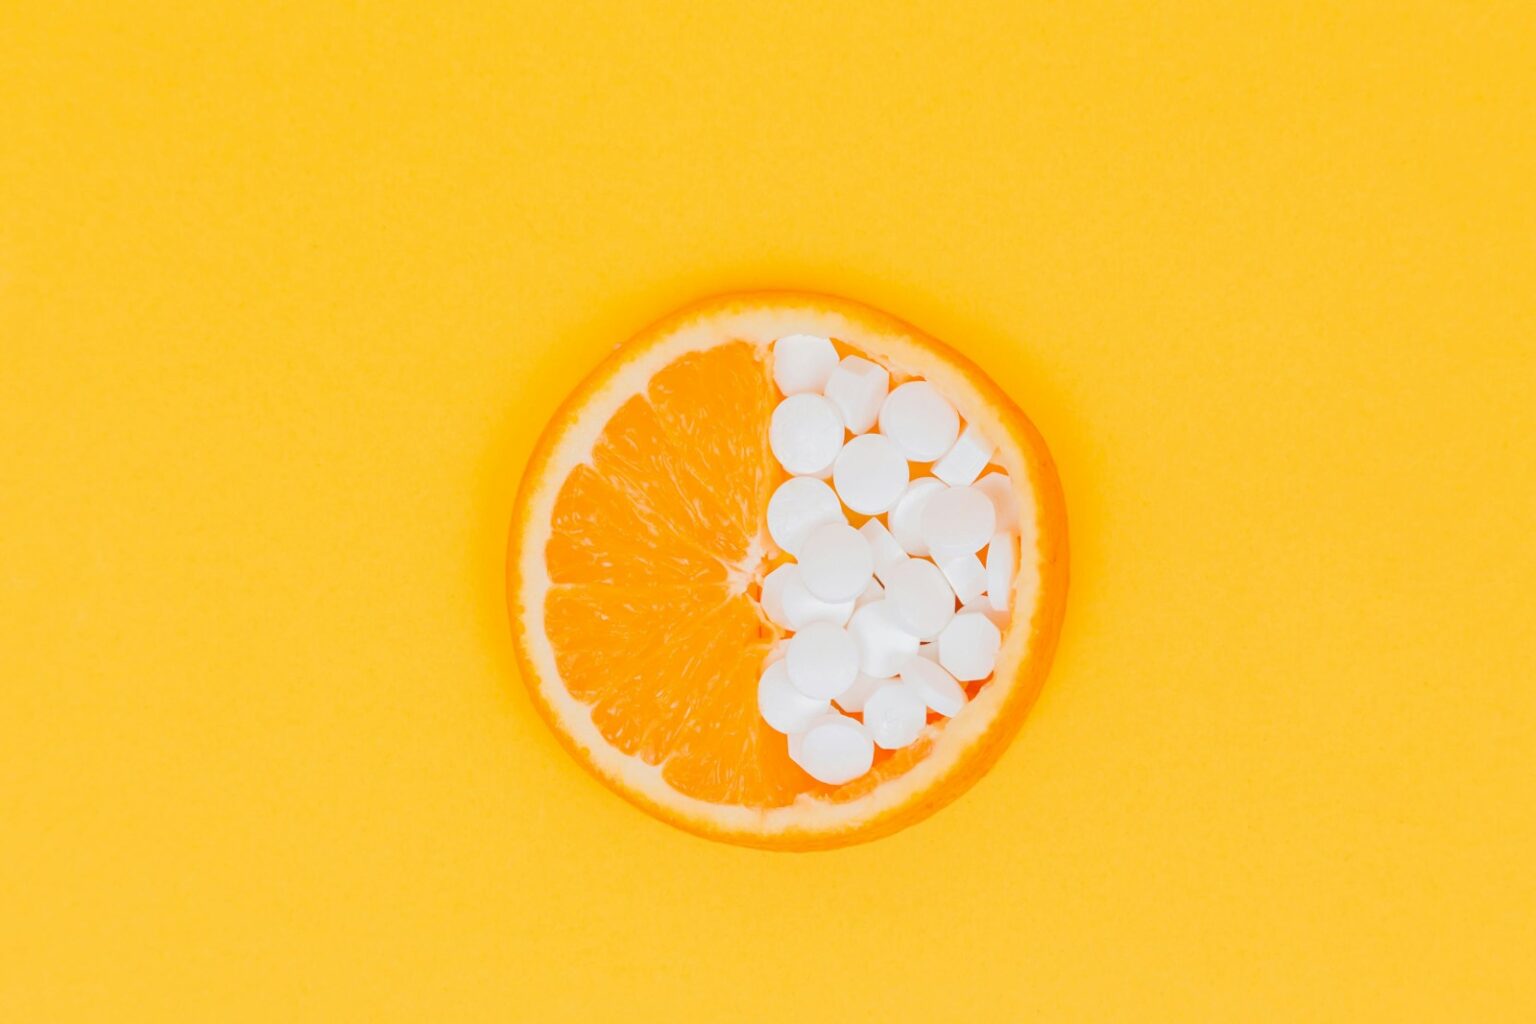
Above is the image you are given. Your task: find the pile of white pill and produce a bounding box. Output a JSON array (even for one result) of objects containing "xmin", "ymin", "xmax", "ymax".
[{"xmin": 758, "ymin": 334, "xmax": 1021, "ymax": 785}]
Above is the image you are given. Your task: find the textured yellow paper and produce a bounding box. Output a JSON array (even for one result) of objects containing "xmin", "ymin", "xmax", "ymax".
[{"xmin": 2, "ymin": 2, "xmax": 1532, "ymax": 1020}]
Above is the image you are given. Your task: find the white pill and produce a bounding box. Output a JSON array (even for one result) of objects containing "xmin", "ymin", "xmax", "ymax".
[
  {"xmin": 766, "ymin": 477, "xmax": 844, "ymax": 556},
  {"xmin": 759, "ymin": 563, "xmax": 795, "ymax": 628},
  {"xmin": 859, "ymin": 518, "xmax": 907, "ymax": 583},
  {"xmin": 847, "ymin": 599, "xmax": 921, "ymax": 677},
  {"xmin": 798, "ymin": 522, "xmax": 873, "ymax": 602},
  {"xmin": 833, "ymin": 672, "xmax": 886, "ymax": 713},
  {"xmin": 916, "ymin": 642, "xmax": 940, "ymax": 662},
  {"xmin": 757, "ymin": 660, "xmax": 830, "ymax": 733},
  {"xmin": 921, "ymin": 484, "xmax": 996, "ymax": 557},
  {"xmin": 833, "ymin": 433, "xmax": 909, "ymax": 515},
  {"xmin": 932, "ymin": 423, "xmax": 995, "ymax": 487},
  {"xmin": 769, "ymin": 393, "xmax": 845, "ymax": 475},
  {"xmin": 899, "ymin": 655, "xmax": 968, "ymax": 717},
  {"xmin": 862, "ymin": 682, "xmax": 928, "ymax": 749},
  {"xmin": 938, "ymin": 551, "xmax": 988, "ymax": 605},
  {"xmin": 973, "ymin": 472, "xmax": 1019, "ymax": 534},
  {"xmin": 773, "ymin": 334, "xmax": 839, "ymax": 395},
  {"xmin": 985, "ymin": 531, "xmax": 1018, "ymax": 612},
  {"xmin": 888, "ymin": 477, "xmax": 946, "ymax": 555},
  {"xmin": 854, "ymin": 577, "xmax": 884, "ymax": 609},
  {"xmin": 785, "ymin": 621, "xmax": 859, "ymax": 700},
  {"xmin": 779, "ymin": 567, "xmax": 856, "ymax": 629},
  {"xmin": 788, "ymin": 711, "xmax": 842, "ymax": 765},
  {"xmin": 883, "ymin": 558, "xmax": 956, "ymax": 640},
  {"xmin": 937, "ymin": 612, "xmax": 1002, "ymax": 682},
  {"xmin": 794, "ymin": 715, "xmax": 875, "ymax": 785},
  {"xmin": 764, "ymin": 637, "xmax": 791, "ymax": 665},
  {"xmin": 823, "ymin": 355, "xmax": 890, "ymax": 434},
  {"xmin": 960, "ymin": 598, "xmax": 1009, "ymax": 629},
  {"xmin": 878, "ymin": 380, "xmax": 959, "ymax": 461}
]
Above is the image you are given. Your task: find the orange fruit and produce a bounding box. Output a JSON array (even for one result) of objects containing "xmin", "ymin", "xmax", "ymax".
[{"xmin": 506, "ymin": 292, "xmax": 1067, "ymax": 849}]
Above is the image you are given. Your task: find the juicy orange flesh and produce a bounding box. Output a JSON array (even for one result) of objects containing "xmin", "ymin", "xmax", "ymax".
[{"xmin": 544, "ymin": 341, "xmax": 941, "ymax": 808}]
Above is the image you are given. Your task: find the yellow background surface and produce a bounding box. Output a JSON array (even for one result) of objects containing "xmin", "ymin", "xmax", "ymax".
[{"xmin": 3, "ymin": 2, "xmax": 1533, "ymax": 1020}]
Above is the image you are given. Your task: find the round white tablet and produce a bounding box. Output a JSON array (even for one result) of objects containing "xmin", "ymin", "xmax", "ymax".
[
  {"xmin": 920, "ymin": 484, "xmax": 996, "ymax": 556},
  {"xmin": 972, "ymin": 471, "xmax": 1019, "ymax": 534},
  {"xmin": 773, "ymin": 334, "xmax": 838, "ymax": 395},
  {"xmin": 788, "ymin": 711, "xmax": 842, "ymax": 766},
  {"xmin": 833, "ymin": 672, "xmax": 886, "ymax": 713},
  {"xmin": 778, "ymin": 567, "xmax": 856, "ymax": 629},
  {"xmin": 937, "ymin": 551, "xmax": 988, "ymax": 605},
  {"xmin": 959, "ymin": 598, "xmax": 1008, "ymax": 629},
  {"xmin": 888, "ymin": 477, "xmax": 946, "ymax": 556},
  {"xmin": 823, "ymin": 355, "xmax": 890, "ymax": 434},
  {"xmin": 898, "ymin": 654, "xmax": 967, "ymax": 717},
  {"xmin": 794, "ymin": 716, "xmax": 875, "ymax": 785},
  {"xmin": 766, "ymin": 476, "xmax": 844, "ymax": 556},
  {"xmin": 757, "ymin": 660, "xmax": 830, "ymax": 733},
  {"xmin": 846, "ymin": 600, "xmax": 921, "ymax": 678},
  {"xmin": 858, "ymin": 517, "xmax": 907, "ymax": 583},
  {"xmin": 769, "ymin": 393, "xmax": 845, "ymax": 475},
  {"xmin": 785, "ymin": 621, "xmax": 859, "ymax": 700},
  {"xmin": 985, "ymin": 531, "xmax": 1018, "ymax": 612},
  {"xmin": 936, "ymin": 611, "xmax": 1002, "ymax": 682},
  {"xmin": 882, "ymin": 558, "xmax": 956, "ymax": 639},
  {"xmin": 878, "ymin": 380, "xmax": 959, "ymax": 461},
  {"xmin": 931, "ymin": 423, "xmax": 995, "ymax": 487},
  {"xmin": 798, "ymin": 522, "xmax": 874, "ymax": 602},
  {"xmin": 759, "ymin": 563, "xmax": 795, "ymax": 629},
  {"xmin": 832, "ymin": 433, "xmax": 909, "ymax": 515},
  {"xmin": 854, "ymin": 577, "xmax": 885, "ymax": 609},
  {"xmin": 862, "ymin": 683, "xmax": 928, "ymax": 749}
]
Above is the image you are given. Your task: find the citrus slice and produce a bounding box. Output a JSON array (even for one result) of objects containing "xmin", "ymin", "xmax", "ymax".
[{"xmin": 507, "ymin": 292, "xmax": 1067, "ymax": 849}]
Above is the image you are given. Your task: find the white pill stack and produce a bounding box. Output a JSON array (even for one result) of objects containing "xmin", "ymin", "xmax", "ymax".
[{"xmin": 756, "ymin": 334, "xmax": 1026, "ymax": 785}]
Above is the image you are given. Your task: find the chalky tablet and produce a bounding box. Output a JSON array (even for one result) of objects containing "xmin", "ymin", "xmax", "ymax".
[
  {"xmin": 767, "ymin": 476, "xmax": 844, "ymax": 555},
  {"xmin": 847, "ymin": 600, "xmax": 920, "ymax": 678},
  {"xmin": 888, "ymin": 477, "xmax": 946, "ymax": 556},
  {"xmin": 862, "ymin": 683, "xmax": 928, "ymax": 749},
  {"xmin": 798, "ymin": 522, "xmax": 874, "ymax": 603},
  {"xmin": 793, "ymin": 716, "xmax": 875, "ymax": 785},
  {"xmin": 833, "ymin": 433, "xmax": 909, "ymax": 515},
  {"xmin": 769, "ymin": 393, "xmax": 845, "ymax": 475},
  {"xmin": 878, "ymin": 380, "xmax": 959, "ymax": 461},
  {"xmin": 773, "ymin": 334, "xmax": 838, "ymax": 395},
  {"xmin": 757, "ymin": 660, "xmax": 830, "ymax": 733},
  {"xmin": 937, "ymin": 551, "xmax": 987, "ymax": 605},
  {"xmin": 898, "ymin": 655, "xmax": 967, "ymax": 717},
  {"xmin": 985, "ymin": 531, "xmax": 1018, "ymax": 612},
  {"xmin": 833, "ymin": 672, "xmax": 887, "ymax": 713},
  {"xmin": 824, "ymin": 355, "xmax": 890, "ymax": 434},
  {"xmin": 932, "ymin": 423, "xmax": 995, "ymax": 487},
  {"xmin": 785, "ymin": 621, "xmax": 860, "ymax": 700},
  {"xmin": 776, "ymin": 564, "xmax": 856, "ymax": 629},
  {"xmin": 921, "ymin": 484, "xmax": 995, "ymax": 557},
  {"xmin": 973, "ymin": 471, "xmax": 1019, "ymax": 534},
  {"xmin": 936, "ymin": 611, "xmax": 1002, "ymax": 682},
  {"xmin": 858, "ymin": 518, "xmax": 908, "ymax": 583},
  {"xmin": 883, "ymin": 557, "xmax": 956, "ymax": 640}
]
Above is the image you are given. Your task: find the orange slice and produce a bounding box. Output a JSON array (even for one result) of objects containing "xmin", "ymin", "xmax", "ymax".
[{"xmin": 507, "ymin": 292, "xmax": 1067, "ymax": 849}]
